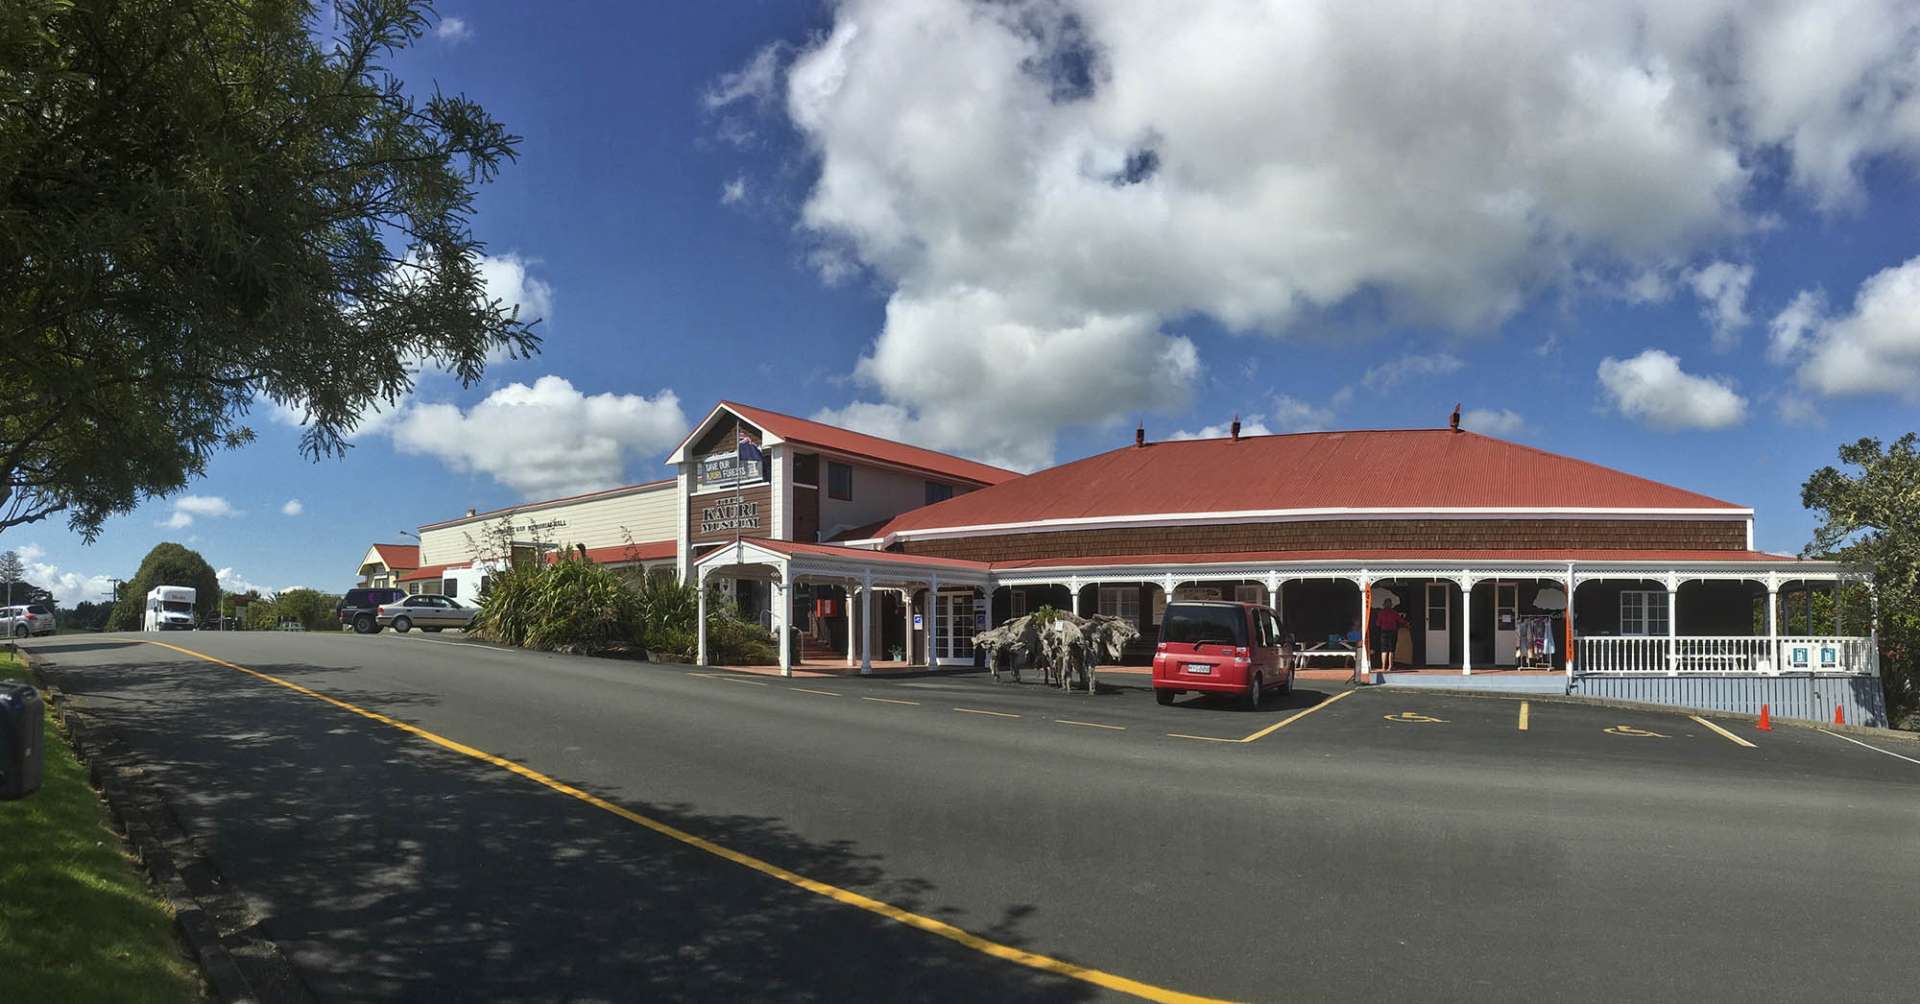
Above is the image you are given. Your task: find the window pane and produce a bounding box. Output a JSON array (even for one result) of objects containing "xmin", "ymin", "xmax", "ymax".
[
  {"xmin": 828, "ymin": 462, "xmax": 853, "ymax": 500},
  {"xmin": 443, "ymin": 579, "xmax": 458, "ymax": 599},
  {"xmin": 1161, "ymin": 605, "xmax": 1248, "ymax": 646},
  {"xmin": 925, "ymin": 481, "xmax": 953, "ymax": 505}
]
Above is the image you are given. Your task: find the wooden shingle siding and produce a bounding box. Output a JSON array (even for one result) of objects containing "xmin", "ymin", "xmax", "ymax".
[{"xmin": 897, "ymin": 518, "xmax": 1748, "ymax": 562}]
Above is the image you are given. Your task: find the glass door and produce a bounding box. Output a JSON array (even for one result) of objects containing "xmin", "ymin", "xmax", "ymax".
[
  {"xmin": 936, "ymin": 592, "xmax": 975, "ymax": 664},
  {"xmin": 1424, "ymin": 582, "xmax": 1450, "ymax": 666}
]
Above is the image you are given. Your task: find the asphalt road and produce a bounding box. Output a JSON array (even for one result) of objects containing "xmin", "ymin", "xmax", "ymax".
[{"xmin": 23, "ymin": 632, "xmax": 1920, "ymax": 1003}]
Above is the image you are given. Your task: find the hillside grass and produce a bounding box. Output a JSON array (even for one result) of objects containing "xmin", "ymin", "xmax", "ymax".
[{"xmin": 0, "ymin": 649, "xmax": 201, "ymax": 1003}]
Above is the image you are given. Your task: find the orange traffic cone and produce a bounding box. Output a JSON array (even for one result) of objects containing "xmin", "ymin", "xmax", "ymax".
[
  {"xmin": 1834, "ymin": 703, "xmax": 1845, "ymax": 726},
  {"xmin": 1757, "ymin": 704, "xmax": 1771, "ymax": 731}
]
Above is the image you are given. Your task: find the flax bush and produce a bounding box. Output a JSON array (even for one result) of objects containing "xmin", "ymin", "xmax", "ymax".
[{"xmin": 471, "ymin": 559, "xmax": 640, "ymax": 655}]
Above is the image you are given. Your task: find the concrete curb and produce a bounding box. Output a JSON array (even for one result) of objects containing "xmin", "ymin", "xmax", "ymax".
[
  {"xmin": 8, "ymin": 643, "xmax": 312, "ymax": 1004},
  {"xmin": 1365, "ymin": 680, "xmax": 1920, "ymax": 743}
]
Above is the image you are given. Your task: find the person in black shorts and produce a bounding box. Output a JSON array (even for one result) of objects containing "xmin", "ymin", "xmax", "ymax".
[{"xmin": 1372, "ymin": 602, "xmax": 1406, "ymax": 671}]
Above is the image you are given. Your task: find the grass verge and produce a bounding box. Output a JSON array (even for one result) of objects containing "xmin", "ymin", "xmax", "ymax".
[{"xmin": 0, "ymin": 649, "xmax": 201, "ymax": 1003}]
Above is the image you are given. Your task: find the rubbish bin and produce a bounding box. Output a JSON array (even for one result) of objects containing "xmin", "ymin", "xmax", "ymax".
[{"xmin": 0, "ymin": 682, "xmax": 45, "ymax": 800}]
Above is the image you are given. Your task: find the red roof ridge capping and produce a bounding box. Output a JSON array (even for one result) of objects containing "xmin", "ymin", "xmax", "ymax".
[
  {"xmin": 419, "ymin": 478, "xmax": 677, "ymax": 531},
  {"xmin": 712, "ymin": 536, "xmax": 991, "ymax": 570},
  {"xmin": 718, "ymin": 401, "xmax": 1020, "ymax": 486},
  {"xmin": 866, "ymin": 427, "xmax": 1747, "ymax": 537},
  {"xmin": 371, "ymin": 543, "xmax": 420, "ymax": 569}
]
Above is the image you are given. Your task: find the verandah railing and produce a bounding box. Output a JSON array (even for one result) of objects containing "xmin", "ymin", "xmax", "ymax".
[{"xmin": 1576, "ymin": 636, "xmax": 1874, "ymax": 675}]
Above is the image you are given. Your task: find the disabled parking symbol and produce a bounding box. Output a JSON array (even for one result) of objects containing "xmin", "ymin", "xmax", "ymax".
[
  {"xmin": 1383, "ymin": 711, "xmax": 1448, "ymax": 724},
  {"xmin": 1604, "ymin": 724, "xmax": 1668, "ymax": 738}
]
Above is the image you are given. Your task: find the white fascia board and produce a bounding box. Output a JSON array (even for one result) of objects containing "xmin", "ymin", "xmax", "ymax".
[
  {"xmin": 886, "ymin": 506, "xmax": 1757, "ymax": 542},
  {"xmin": 665, "ymin": 403, "xmax": 788, "ymax": 465}
]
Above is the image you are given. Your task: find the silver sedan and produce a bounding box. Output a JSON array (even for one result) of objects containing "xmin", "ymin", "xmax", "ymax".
[{"xmin": 375, "ymin": 594, "xmax": 478, "ymax": 633}]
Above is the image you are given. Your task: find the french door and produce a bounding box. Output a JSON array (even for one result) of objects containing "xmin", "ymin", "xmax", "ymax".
[
  {"xmin": 1424, "ymin": 583, "xmax": 1451, "ymax": 666},
  {"xmin": 935, "ymin": 592, "xmax": 976, "ymax": 665}
]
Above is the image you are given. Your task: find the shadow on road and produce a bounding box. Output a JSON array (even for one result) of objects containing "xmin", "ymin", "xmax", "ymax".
[{"xmin": 34, "ymin": 647, "xmax": 1099, "ymax": 1002}]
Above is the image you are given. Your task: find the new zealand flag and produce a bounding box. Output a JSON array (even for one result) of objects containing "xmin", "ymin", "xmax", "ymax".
[{"xmin": 736, "ymin": 429, "xmax": 764, "ymax": 465}]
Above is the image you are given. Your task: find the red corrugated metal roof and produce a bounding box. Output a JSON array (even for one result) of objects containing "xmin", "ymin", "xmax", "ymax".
[
  {"xmin": 720, "ymin": 401, "xmax": 1019, "ymax": 486},
  {"xmin": 399, "ymin": 562, "xmax": 457, "ymax": 582},
  {"xmin": 548, "ymin": 541, "xmax": 677, "ymax": 565},
  {"xmin": 371, "ymin": 544, "xmax": 420, "ymax": 570},
  {"xmin": 870, "ymin": 430, "xmax": 1744, "ymax": 536},
  {"xmin": 990, "ymin": 548, "xmax": 1803, "ymax": 570}
]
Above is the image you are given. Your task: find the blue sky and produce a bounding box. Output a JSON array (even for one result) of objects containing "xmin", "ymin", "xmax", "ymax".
[{"xmin": 10, "ymin": 0, "xmax": 1920, "ymax": 603}]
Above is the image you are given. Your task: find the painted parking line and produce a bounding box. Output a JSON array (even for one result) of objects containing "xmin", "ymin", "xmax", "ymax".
[
  {"xmin": 136, "ymin": 639, "xmax": 1226, "ymax": 1004},
  {"xmin": 1818, "ymin": 728, "xmax": 1920, "ymax": 766},
  {"xmin": 790, "ymin": 687, "xmax": 841, "ymax": 697},
  {"xmin": 1056, "ymin": 719, "xmax": 1126, "ymax": 731},
  {"xmin": 716, "ymin": 677, "xmax": 769, "ymax": 687},
  {"xmin": 1168, "ymin": 687, "xmax": 1359, "ymax": 743},
  {"xmin": 1518, "ymin": 701, "xmax": 1530, "ymax": 732},
  {"xmin": 1688, "ymin": 715, "xmax": 1757, "ymax": 748},
  {"xmin": 954, "ymin": 707, "xmax": 1021, "ymax": 719},
  {"xmin": 861, "ymin": 696, "xmax": 921, "ymax": 706}
]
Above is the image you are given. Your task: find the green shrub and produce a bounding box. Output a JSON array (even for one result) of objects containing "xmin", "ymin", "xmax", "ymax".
[
  {"xmin": 630, "ymin": 572, "xmax": 699, "ymax": 659},
  {"xmin": 471, "ymin": 559, "xmax": 640, "ymax": 655},
  {"xmin": 704, "ymin": 596, "xmax": 779, "ymax": 666}
]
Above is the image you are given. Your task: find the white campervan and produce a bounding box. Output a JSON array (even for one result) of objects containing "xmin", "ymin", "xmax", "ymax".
[{"xmin": 144, "ymin": 586, "xmax": 197, "ymax": 631}]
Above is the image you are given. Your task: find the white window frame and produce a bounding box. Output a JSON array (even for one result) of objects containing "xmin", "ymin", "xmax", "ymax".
[
  {"xmin": 1619, "ymin": 590, "xmax": 1669, "ymax": 637},
  {"xmin": 1098, "ymin": 586, "xmax": 1141, "ymax": 626}
]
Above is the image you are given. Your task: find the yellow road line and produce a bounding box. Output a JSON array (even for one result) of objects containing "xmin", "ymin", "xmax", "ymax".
[
  {"xmin": 1168, "ymin": 687, "xmax": 1359, "ymax": 744},
  {"xmin": 1518, "ymin": 702, "xmax": 1530, "ymax": 732},
  {"xmin": 1688, "ymin": 715, "xmax": 1756, "ymax": 748},
  {"xmin": 955, "ymin": 707, "xmax": 1021, "ymax": 718},
  {"xmin": 790, "ymin": 687, "xmax": 840, "ymax": 697},
  {"xmin": 1056, "ymin": 719, "xmax": 1125, "ymax": 731},
  {"xmin": 137, "ymin": 640, "xmax": 1225, "ymax": 1004},
  {"xmin": 861, "ymin": 696, "xmax": 920, "ymax": 706}
]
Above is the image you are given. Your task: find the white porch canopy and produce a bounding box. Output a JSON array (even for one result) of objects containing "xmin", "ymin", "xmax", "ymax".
[
  {"xmin": 993, "ymin": 554, "xmax": 1873, "ymax": 678},
  {"xmin": 693, "ymin": 538, "xmax": 991, "ymax": 676}
]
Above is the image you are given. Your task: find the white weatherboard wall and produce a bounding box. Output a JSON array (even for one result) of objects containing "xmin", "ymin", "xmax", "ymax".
[
  {"xmin": 418, "ymin": 485, "xmax": 679, "ymax": 565},
  {"xmin": 818, "ymin": 461, "xmax": 945, "ymax": 541}
]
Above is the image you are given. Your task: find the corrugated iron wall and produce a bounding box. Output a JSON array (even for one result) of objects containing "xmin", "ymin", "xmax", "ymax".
[{"xmin": 1571, "ymin": 674, "xmax": 1888, "ymax": 728}]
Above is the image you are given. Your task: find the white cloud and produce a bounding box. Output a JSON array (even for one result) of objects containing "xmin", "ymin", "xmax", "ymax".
[
  {"xmin": 1268, "ymin": 394, "xmax": 1339, "ymax": 434},
  {"xmin": 1685, "ymin": 261, "xmax": 1755, "ymax": 351},
  {"xmin": 1596, "ymin": 349, "xmax": 1748, "ymax": 430},
  {"xmin": 1775, "ymin": 394, "xmax": 1825, "ymax": 427},
  {"xmin": 1771, "ymin": 256, "xmax": 1920, "ymax": 400},
  {"xmin": 1168, "ymin": 417, "xmax": 1275, "ymax": 441},
  {"xmin": 216, "ymin": 567, "xmax": 276, "ymax": 599},
  {"xmin": 1460, "ymin": 407, "xmax": 1527, "ymax": 437},
  {"xmin": 706, "ymin": 42, "xmax": 786, "ymax": 110},
  {"xmin": 478, "ymin": 252, "xmax": 554, "ymax": 331},
  {"xmin": 744, "ymin": 0, "xmax": 1920, "ymax": 462},
  {"xmin": 1767, "ymin": 289, "xmax": 1825, "ymax": 364},
  {"xmin": 391, "ymin": 376, "xmax": 690, "ymax": 498},
  {"xmin": 433, "ymin": 16, "xmax": 472, "ymax": 44},
  {"xmin": 1362, "ymin": 353, "xmax": 1464, "ymax": 392},
  {"xmin": 281, "ymin": 499, "xmax": 305, "ymax": 517},
  {"xmin": 158, "ymin": 495, "xmax": 238, "ymax": 529},
  {"xmin": 721, "ymin": 176, "xmax": 749, "ymax": 206},
  {"xmin": 10, "ymin": 544, "xmax": 115, "ymax": 606}
]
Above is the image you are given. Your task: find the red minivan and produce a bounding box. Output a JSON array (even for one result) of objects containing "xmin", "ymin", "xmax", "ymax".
[{"xmin": 1152, "ymin": 601, "xmax": 1294, "ymax": 708}]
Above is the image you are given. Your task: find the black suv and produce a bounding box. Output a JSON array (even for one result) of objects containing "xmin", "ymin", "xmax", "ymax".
[{"xmin": 338, "ymin": 588, "xmax": 406, "ymax": 634}]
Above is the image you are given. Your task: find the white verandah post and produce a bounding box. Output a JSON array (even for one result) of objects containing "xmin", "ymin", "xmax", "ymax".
[
  {"xmin": 1564, "ymin": 563, "xmax": 1576, "ymax": 678},
  {"xmin": 846, "ymin": 578, "xmax": 857, "ymax": 668},
  {"xmin": 1357, "ymin": 574, "xmax": 1372, "ymax": 683},
  {"xmin": 928, "ymin": 574, "xmax": 941, "ymax": 670},
  {"xmin": 860, "ymin": 569, "xmax": 874, "ymax": 675},
  {"xmin": 1766, "ymin": 571, "xmax": 1779, "ymax": 673},
  {"xmin": 1461, "ymin": 573, "xmax": 1474, "ymax": 675},
  {"xmin": 696, "ymin": 568, "xmax": 709, "ymax": 667},
  {"xmin": 901, "ymin": 588, "xmax": 913, "ymax": 666},
  {"xmin": 775, "ymin": 569, "xmax": 792, "ymax": 677}
]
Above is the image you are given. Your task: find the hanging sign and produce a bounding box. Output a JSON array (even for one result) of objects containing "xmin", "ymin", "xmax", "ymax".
[
  {"xmin": 697, "ymin": 452, "xmax": 764, "ymax": 489},
  {"xmin": 699, "ymin": 495, "xmax": 762, "ymax": 534}
]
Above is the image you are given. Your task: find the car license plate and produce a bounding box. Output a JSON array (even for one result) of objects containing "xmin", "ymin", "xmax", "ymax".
[{"xmin": 1184, "ymin": 663, "xmax": 1212, "ymax": 674}]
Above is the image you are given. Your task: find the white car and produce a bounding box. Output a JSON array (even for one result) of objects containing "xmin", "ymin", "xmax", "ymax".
[
  {"xmin": 375, "ymin": 594, "xmax": 479, "ymax": 633},
  {"xmin": 2, "ymin": 604, "xmax": 57, "ymax": 638}
]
